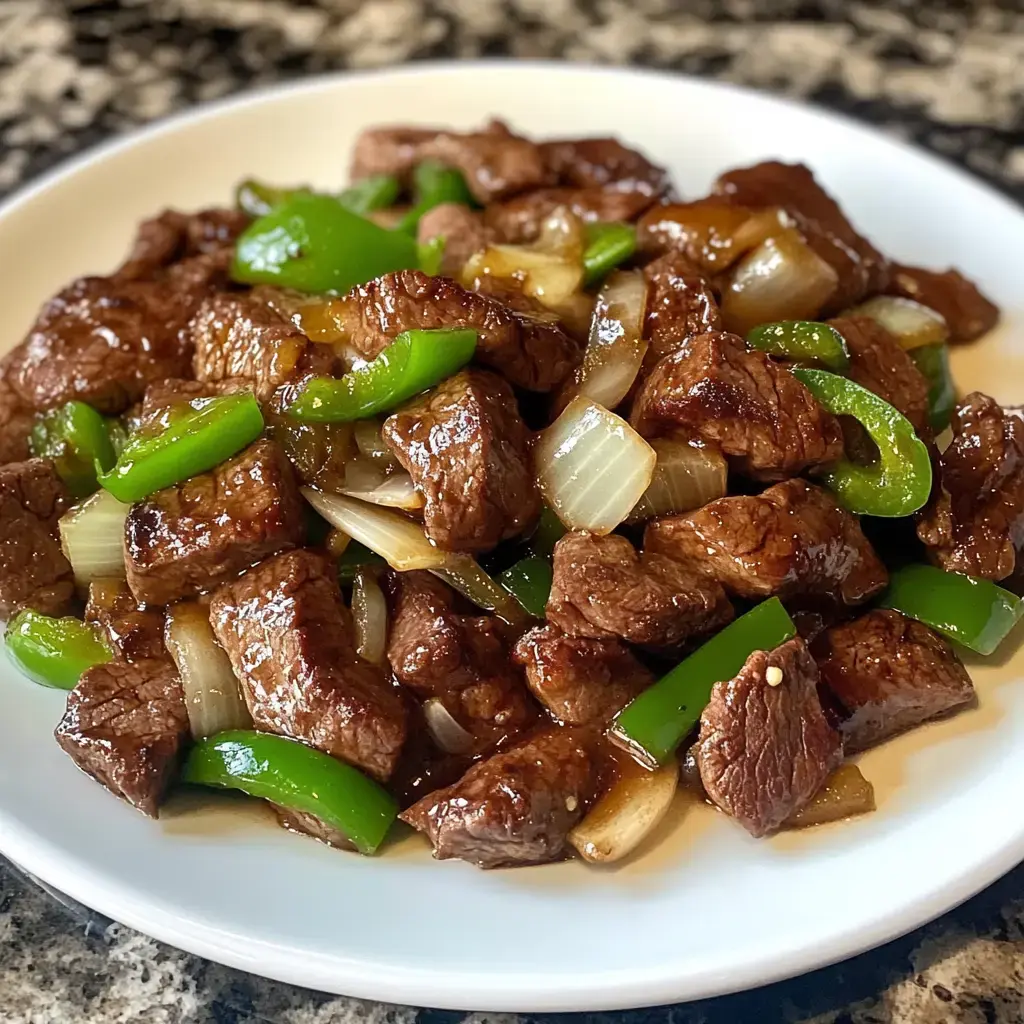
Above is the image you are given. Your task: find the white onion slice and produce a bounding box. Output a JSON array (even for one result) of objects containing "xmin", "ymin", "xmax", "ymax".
[
  {"xmin": 433, "ymin": 554, "xmax": 528, "ymax": 628},
  {"xmin": 351, "ymin": 569, "xmax": 387, "ymax": 666},
  {"xmin": 534, "ymin": 397, "xmax": 656, "ymax": 535},
  {"xmin": 59, "ymin": 490, "xmax": 130, "ymax": 583},
  {"xmin": 535, "ymin": 205, "xmax": 586, "ymax": 262},
  {"xmin": 845, "ymin": 295, "xmax": 949, "ymax": 350},
  {"xmin": 165, "ymin": 602, "xmax": 252, "ymax": 740},
  {"xmin": 423, "ymin": 698, "xmax": 475, "ymax": 755},
  {"xmin": 626, "ymin": 436, "xmax": 728, "ymax": 523},
  {"xmin": 353, "ymin": 418, "xmax": 399, "ymax": 468},
  {"xmin": 342, "ymin": 473, "xmax": 424, "ymax": 511}
]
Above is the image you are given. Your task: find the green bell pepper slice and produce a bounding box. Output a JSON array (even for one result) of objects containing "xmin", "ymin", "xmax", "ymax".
[
  {"xmin": 880, "ymin": 564, "xmax": 1023, "ymax": 656},
  {"xmin": 417, "ymin": 236, "xmax": 446, "ymax": 277},
  {"xmin": 746, "ymin": 321, "xmax": 850, "ymax": 371},
  {"xmin": 499, "ymin": 556, "xmax": 553, "ymax": 618},
  {"xmin": 530, "ymin": 507, "xmax": 567, "ymax": 557},
  {"xmin": 792, "ymin": 368, "xmax": 932, "ymax": 518},
  {"xmin": 5, "ymin": 610, "xmax": 112, "ymax": 690},
  {"xmin": 610, "ymin": 597, "xmax": 797, "ymax": 767},
  {"xmin": 285, "ymin": 328, "xmax": 477, "ymax": 423},
  {"xmin": 583, "ymin": 222, "xmax": 637, "ymax": 286},
  {"xmin": 338, "ymin": 174, "xmax": 401, "ymax": 216},
  {"xmin": 99, "ymin": 391, "xmax": 264, "ymax": 504},
  {"xmin": 910, "ymin": 343, "xmax": 956, "ymax": 434},
  {"xmin": 232, "ymin": 193, "xmax": 420, "ymax": 295},
  {"xmin": 396, "ymin": 161, "xmax": 476, "ymax": 235},
  {"xmin": 30, "ymin": 401, "xmax": 117, "ymax": 498},
  {"xmin": 337, "ymin": 541, "xmax": 388, "ymax": 584},
  {"xmin": 235, "ymin": 180, "xmax": 311, "ymax": 219},
  {"xmin": 182, "ymin": 730, "xmax": 398, "ymax": 855}
]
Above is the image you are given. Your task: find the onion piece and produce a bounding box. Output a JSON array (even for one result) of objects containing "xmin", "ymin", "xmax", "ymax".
[
  {"xmin": 59, "ymin": 490, "xmax": 130, "ymax": 583},
  {"xmin": 353, "ymin": 418, "xmax": 399, "ymax": 468},
  {"xmin": 351, "ymin": 569, "xmax": 387, "ymax": 665},
  {"xmin": 844, "ymin": 295, "xmax": 949, "ymax": 350},
  {"xmin": 535, "ymin": 205, "xmax": 586, "ymax": 262},
  {"xmin": 433, "ymin": 554, "xmax": 529, "ymax": 627},
  {"xmin": 784, "ymin": 763, "xmax": 875, "ymax": 829},
  {"xmin": 165, "ymin": 602, "xmax": 252, "ymax": 740},
  {"xmin": 423, "ymin": 698, "xmax": 475, "ymax": 755},
  {"xmin": 534, "ymin": 397, "xmax": 656, "ymax": 535},
  {"xmin": 342, "ymin": 473, "xmax": 424, "ymax": 511},
  {"xmin": 569, "ymin": 761, "xmax": 679, "ymax": 864},
  {"xmin": 626, "ymin": 435, "xmax": 728, "ymax": 524}
]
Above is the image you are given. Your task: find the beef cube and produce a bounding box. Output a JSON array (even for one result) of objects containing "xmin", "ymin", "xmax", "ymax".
[
  {"xmin": 814, "ymin": 609, "xmax": 975, "ymax": 754},
  {"xmin": 917, "ymin": 392, "xmax": 1024, "ymax": 580},
  {"xmin": 124, "ymin": 439, "xmax": 305, "ymax": 606},
  {"xmin": 0, "ymin": 372, "xmax": 34, "ymax": 465},
  {"xmin": 55, "ymin": 658, "xmax": 188, "ymax": 817},
  {"xmin": 646, "ymin": 478, "xmax": 887, "ymax": 606},
  {"xmin": 210, "ymin": 549, "xmax": 407, "ymax": 781},
  {"xmin": 886, "ymin": 264, "xmax": 999, "ymax": 344},
  {"xmin": 127, "ymin": 376, "xmax": 249, "ymax": 433},
  {"xmin": 631, "ymin": 331, "xmax": 844, "ymax": 481},
  {"xmin": 697, "ymin": 637, "xmax": 842, "ymax": 837},
  {"xmin": 512, "ymin": 624, "xmax": 652, "ymax": 726},
  {"xmin": 85, "ymin": 579, "xmax": 167, "ymax": 662},
  {"xmin": 547, "ymin": 532, "xmax": 733, "ymax": 648},
  {"xmin": 272, "ymin": 805, "xmax": 354, "ymax": 851},
  {"xmin": 382, "ymin": 369, "xmax": 539, "ymax": 552},
  {"xmin": 417, "ymin": 203, "xmax": 494, "ymax": 277},
  {"xmin": 386, "ymin": 571, "xmax": 534, "ymax": 752},
  {"xmin": 400, "ymin": 727, "xmax": 599, "ymax": 868},
  {"xmin": 642, "ymin": 251, "xmax": 721, "ymax": 365},
  {"xmin": 540, "ymin": 137, "xmax": 670, "ymax": 195},
  {"xmin": 0, "ymin": 459, "xmax": 73, "ymax": 617}
]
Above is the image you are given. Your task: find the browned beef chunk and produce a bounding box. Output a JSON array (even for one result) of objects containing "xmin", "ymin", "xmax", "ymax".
[
  {"xmin": 54, "ymin": 658, "xmax": 188, "ymax": 817},
  {"xmin": 124, "ymin": 439, "xmax": 305, "ymax": 606},
  {"xmin": 0, "ymin": 459, "xmax": 73, "ymax": 617},
  {"xmin": 697, "ymin": 637, "xmax": 842, "ymax": 837},
  {"xmin": 386, "ymin": 571, "xmax": 534, "ymax": 753},
  {"xmin": 85, "ymin": 579, "xmax": 167, "ymax": 662},
  {"xmin": 116, "ymin": 208, "xmax": 248, "ymax": 280},
  {"xmin": 886, "ymin": 264, "xmax": 999, "ymax": 343},
  {"xmin": 631, "ymin": 331, "xmax": 844, "ymax": 480},
  {"xmin": 512, "ymin": 623, "xmax": 652, "ymax": 726},
  {"xmin": 547, "ymin": 532, "xmax": 733, "ymax": 649},
  {"xmin": 0, "ymin": 372, "xmax": 34, "ymax": 465},
  {"xmin": 401, "ymin": 727, "xmax": 600, "ymax": 867},
  {"xmin": 642, "ymin": 251, "xmax": 721, "ymax": 365},
  {"xmin": 210, "ymin": 549, "xmax": 407, "ymax": 781},
  {"xmin": 646, "ymin": 479, "xmax": 888, "ymax": 607},
  {"xmin": 417, "ymin": 203, "xmax": 494, "ymax": 277},
  {"xmin": 917, "ymin": 392, "xmax": 1024, "ymax": 580},
  {"xmin": 814, "ymin": 609, "xmax": 974, "ymax": 754},
  {"xmin": 330, "ymin": 269, "xmax": 581, "ymax": 391},
  {"xmin": 127, "ymin": 376, "xmax": 249, "ymax": 433},
  {"xmin": 382, "ymin": 369, "xmax": 538, "ymax": 552},
  {"xmin": 540, "ymin": 137, "xmax": 670, "ymax": 195},
  {"xmin": 272, "ymin": 805, "xmax": 355, "ymax": 850}
]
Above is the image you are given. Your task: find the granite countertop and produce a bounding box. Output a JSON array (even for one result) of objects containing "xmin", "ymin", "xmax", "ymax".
[{"xmin": 3, "ymin": 1, "xmax": 1024, "ymax": 1022}]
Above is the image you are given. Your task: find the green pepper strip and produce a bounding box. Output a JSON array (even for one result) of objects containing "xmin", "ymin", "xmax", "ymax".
[
  {"xmin": 338, "ymin": 174, "xmax": 401, "ymax": 215},
  {"xmin": 337, "ymin": 541, "xmax": 387, "ymax": 584},
  {"xmin": 182, "ymin": 730, "xmax": 398, "ymax": 855},
  {"xmin": 234, "ymin": 180, "xmax": 311, "ymax": 219},
  {"xmin": 499, "ymin": 556, "xmax": 553, "ymax": 618},
  {"xmin": 792, "ymin": 368, "xmax": 932, "ymax": 518},
  {"xmin": 610, "ymin": 598, "xmax": 797, "ymax": 767},
  {"xmin": 30, "ymin": 401, "xmax": 118, "ymax": 498},
  {"xmin": 530, "ymin": 506, "xmax": 567, "ymax": 557},
  {"xmin": 396, "ymin": 162, "xmax": 476, "ymax": 235},
  {"xmin": 880, "ymin": 564, "xmax": 1023, "ymax": 656},
  {"xmin": 286, "ymin": 328, "xmax": 477, "ymax": 423},
  {"xmin": 99, "ymin": 392, "xmax": 264, "ymax": 504},
  {"xmin": 417, "ymin": 236, "xmax": 446, "ymax": 277},
  {"xmin": 232, "ymin": 193, "xmax": 421, "ymax": 295},
  {"xmin": 582, "ymin": 222, "xmax": 637, "ymax": 286},
  {"xmin": 5, "ymin": 610, "xmax": 112, "ymax": 690},
  {"xmin": 910, "ymin": 344, "xmax": 955, "ymax": 434},
  {"xmin": 747, "ymin": 321, "xmax": 850, "ymax": 371}
]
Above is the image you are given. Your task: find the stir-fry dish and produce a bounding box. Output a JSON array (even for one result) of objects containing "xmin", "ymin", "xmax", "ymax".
[{"xmin": 2, "ymin": 119, "xmax": 1020, "ymax": 868}]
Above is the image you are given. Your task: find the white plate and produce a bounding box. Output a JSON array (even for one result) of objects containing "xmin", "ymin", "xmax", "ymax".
[{"xmin": 1, "ymin": 62, "xmax": 1023, "ymax": 1013}]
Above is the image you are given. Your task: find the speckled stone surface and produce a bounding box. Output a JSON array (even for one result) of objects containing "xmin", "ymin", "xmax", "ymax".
[{"xmin": 2, "ymin": 1, "xmax": 1024, "ymax": 1022}]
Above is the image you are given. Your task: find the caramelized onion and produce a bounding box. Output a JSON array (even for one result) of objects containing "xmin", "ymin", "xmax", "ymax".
[
  {"xmin": 845, "ymin": 295, "xmax": 949, "ymax": 351},
  {"xmin": 351, "ymin": 569, "xmax": 387, "ymax": 666},
  {"xmin": 341, "ymin": 473, "xmax": 424, "ymax": 511},
  {"xmin": 626, "ymin": 435, "xmax": 728, "ymax": 523},
  {"xmin": 59, "ymin": 490, "xmax": 130, "ymax": 583},
  {"xmin": 353, "ymin": 418, "xmax": 399, "ymax": 468},
  {"xmin": 784, "ymin": 763, "xmax": 875, "ymax": 829},
  {"xmin": 423, "ymin": 699, "xmax": 475, "ymax": 755}
]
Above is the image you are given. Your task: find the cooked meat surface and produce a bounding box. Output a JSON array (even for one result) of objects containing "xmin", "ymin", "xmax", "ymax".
[
  {"xmin": 382, "ymin": 369, "xmax": 539, "ymax": 551},
  {"xmin": 85, "ymin": 579, "xmax": 167, "ymax": 662},
  {"xmin": 697, "ymin": 637, "xmax": 842, "ymax": 837},
  {"xmin": 400, "ymin": 727, "xmax": 599, "ymax": 868},
  {"xmin": 209, "ymin": 549, "xmax": 407, "ymax": 781},
  {"xmin": 917, "ymin": 392, "xmax": 1024, "ymax": 580},
  {"xmin": 417, "ymin": 203, "xmax": 494, "ymax": 277},
  {"xmin": 814, "ymin": 609, "xmax": 975, "ymax": 753},
  {"xmin": 642, "ymin": 251, "xmax": 721, "ymax": 365},
  {"xmin": 273, "ymin": 805, "xmax": 355, "ymax": 851},
  {"xmin": 116, "ymin": 207, "xmax": 248, "ymax": 280},
  {"xmin": 540, "ymin": 137, "xmax": 670, "ymax": 195},
  {"xmin": 129, "ymin": 376, "xmax": 249, "ymax": 432},
  {"xmin": 0, "ymin": 459, "xmax": 73, "ymax": 618},
  {"xmin": 646, "ymin": 479, "xmax": 888, "ymax": 607},
  {"xmin": 632, "ymin": 331, "xmax": 844, "ymax": 480},
  {"xmin": 54, "ymin": 658, "xmax": 188, "ymax": 817},
  {"xmin": 512, "ymin": 623, "xmax": 652, "ymax": 725},
  {"xmin": 886, "ymin": 264, "xmax": 999, "ymax": 343},
  {"xmin": 547, "ymin": 531, "xmax": 733, "ymax": 648},
  {"xmin": 0, "ymin": 372, "xmax": 34, "ymax": 465},
  {"xmin": 124, "ymin": 439, "xmax": 305, "ymax": 606}
]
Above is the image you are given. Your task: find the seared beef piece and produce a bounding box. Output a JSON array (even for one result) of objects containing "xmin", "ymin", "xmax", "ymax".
[
  {"xmin": 116, "ymin": 208, "xmax": 248, "ymax": 280},
  {"xmin": 350, "ymin": 120, "xmax": 551, "ymax": 204},
  {"xmin": 210, "ymin": 549, "xmax": 407, "ymax": 780},
  {"xmin": 382, "ymin": 369, "xmax": 539, "ymax": 552},
  {"xmin": 814, "ymin": 609, "xmax": 975, "ymax": 754},
  {"xmin": 0, "ymin": 459, "xmax": 73, "ymax": 617},
  {"xmin": 386, "ymin": 571, "xmax": 534, "ymax": 752},
  {"xmin": 329, "ymin": 269, "xmax": 581, "ymax": 392},
  {"xmin": 713, "ymin": 161, "xmax": 889, "ymax": 310},
  {"xmin": 0, "ymin": 373, "xmax": 34, "ymax": 465},
  {"xmin": 917, "ymin": 392, "xmax": 1024, "ymax": 580},
  {"xmin": 124, "ymin": 439, "xmax": 305, "ymax": 606},
  {"xmin": 272, "ymin": 805, "xmax": 355, "ymax": 851},
  {"xmin": 417, "ymin": 203, "xmax": 494, "ymax": 277},
  {"xmin": 631, "ymin": 332, "xmax": 844, "ymax": 481},
  {"xmin": 540, "ymin": 137, "xmax": 670, "ymax": 195},
  {"xmin": 128, "ymin": 376, "xmax": 249, "ymax": 432},
  {"xmin": 54, "ymin": 658, "xmax": 189, "ymax": 817},
  {"xmin": 646, "ymin": 479, "xmax": 888, "ymax": 607},
  {"xmin": 697, "ymin": 637, "xmax": 842, "ymax": 837},
  {"xmin": 828, "ymin": 316, "xmax": 931, "ymax": 437},
  {"xmin": 547, "ymin": 532, "xmax": 733, "ymax": 649},
  {"xmin": 642, "ymin": 251, "xmax": 721, "ymax": 365},
  {"xmin": 512, "ymin": 624, "xmax": 652, "ymax": 726},
  {"xmin": 85, "ymin": 579, "xmax": 167, "ymax": 662},
  {"xmin": 191, "ymin": 293, "xmax": 333, "ymax": 403},
  {"xmin": 401, "ymin": 726, "xmax": 599, "ymax": 868},
  {"xmin": 886, "ymin": 264, "xmax": 999, "ymax": 343}
]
